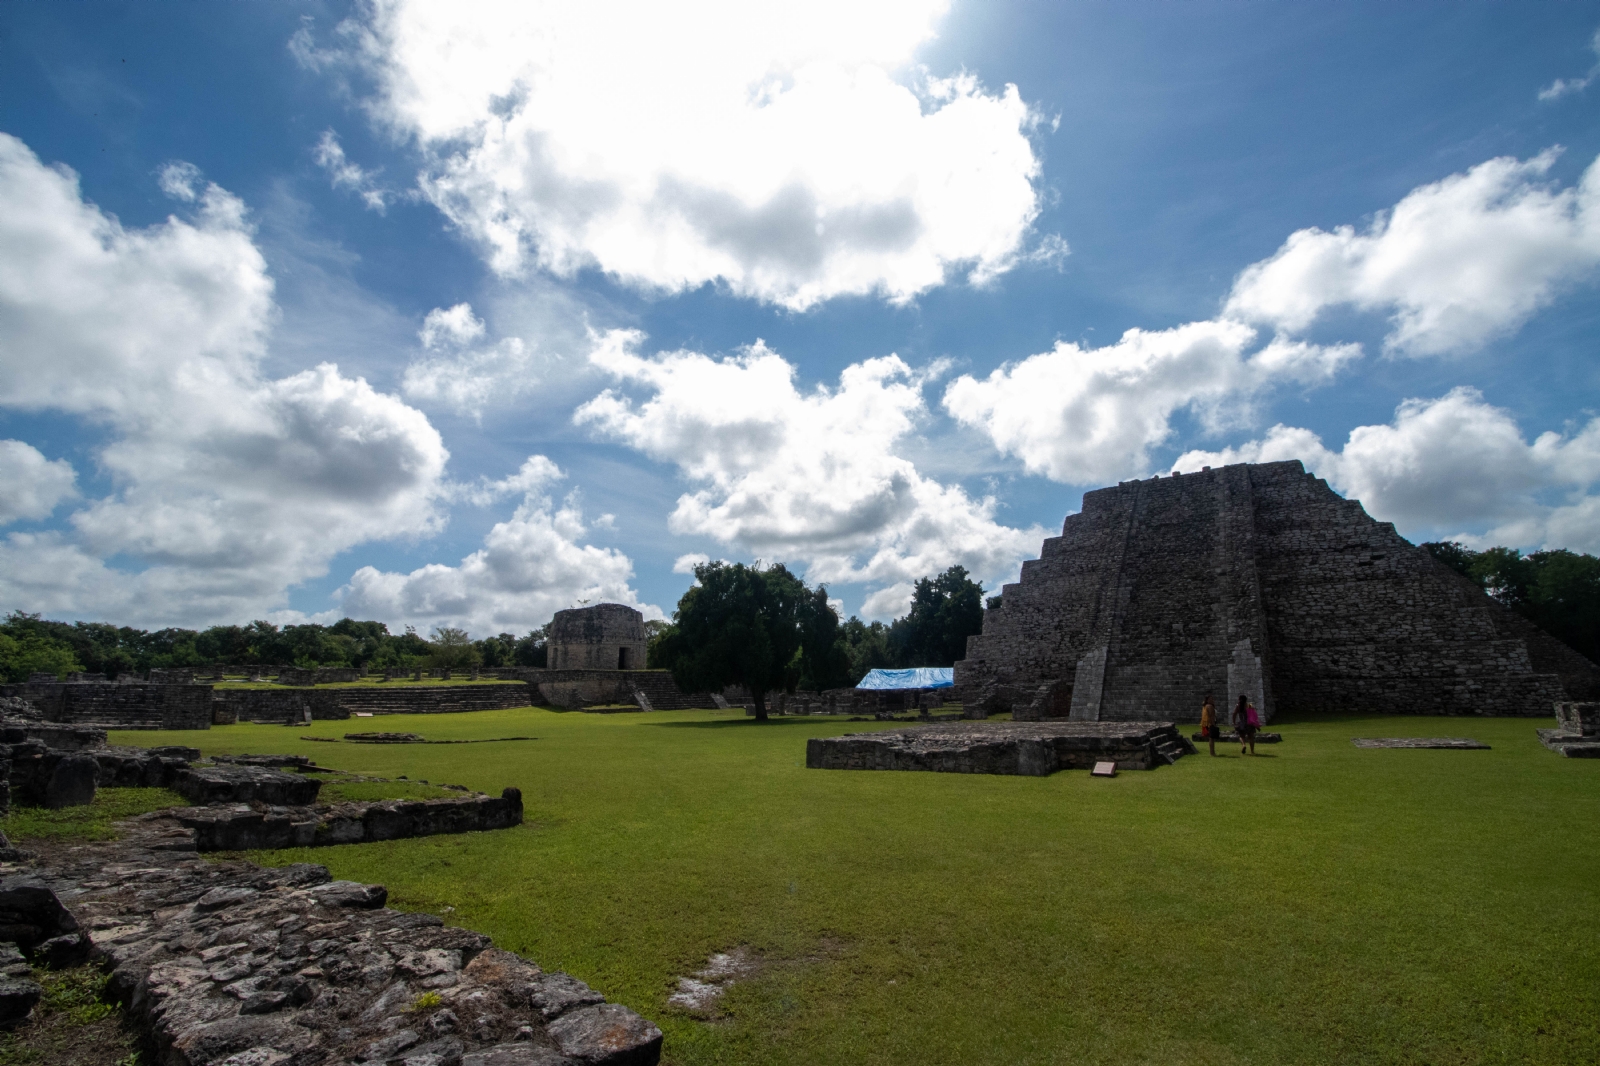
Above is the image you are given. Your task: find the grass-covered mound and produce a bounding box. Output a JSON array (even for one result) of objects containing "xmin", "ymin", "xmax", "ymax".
[{"xmin": 114, "ymin": 709, "xmax": 1600, "ymax": 1065}]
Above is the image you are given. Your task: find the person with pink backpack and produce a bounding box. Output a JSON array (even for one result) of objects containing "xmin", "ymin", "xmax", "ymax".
[{"xmin": 1233, "ymin": 694, "xmax": 1260, "ymax": 755}]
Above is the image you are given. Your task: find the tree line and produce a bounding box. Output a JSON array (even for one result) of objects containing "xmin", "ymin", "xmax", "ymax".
[
  {"xmin": 0, "ymin": 563, "xmax": 991, "ymax": 691},
  {"xmin": 0, "ymin": 614, "xmax": 554, "ymax": 684},
  {"xmin": 648, "ymin": 562, "xmax": 987, "ymax": 719}
]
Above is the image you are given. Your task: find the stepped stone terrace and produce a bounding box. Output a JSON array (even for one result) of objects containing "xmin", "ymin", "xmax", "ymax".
[{"xmin": 956, "ymin": 460, "xmax": 1600, "ymax": 722}]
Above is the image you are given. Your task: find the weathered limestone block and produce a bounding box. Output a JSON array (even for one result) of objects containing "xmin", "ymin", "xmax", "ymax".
[
  {"xmin": 0, "ymin": 943, "xmax": 40, "ymax": 1028},
  {"xmin": 44, "ymin": 752, "xmax": 100, "ymax": 808},
  {"xmin": 173, "ymin": 766, "xmax": 323, "ymax": 807},
  {"xmin": 0, "ymin": 875, "xmax": 80, "ymax": 952},
  {"xmin": 547, "ymin": 1003, "xmax": 664, "ymax": 1065}
]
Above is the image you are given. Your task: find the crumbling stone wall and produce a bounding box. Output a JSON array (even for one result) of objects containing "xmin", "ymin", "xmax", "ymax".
[
  {"xmin": 955, "ymin": 460, "xmax": 1600, "ymax": 721},
  {"xmin": 212, "ymin": 684, "xmax": 534, "ymax": 725},
  {"xmin": 547, "ymin": 604, "xmax": 649, "ymax": 671},
  {"xmin": 0, "ymin": 681, "xmax": 213, "ymax": 730},
  {"xmin": 529, "ymin": 669, "xmax": 712, "ymax": 710}
]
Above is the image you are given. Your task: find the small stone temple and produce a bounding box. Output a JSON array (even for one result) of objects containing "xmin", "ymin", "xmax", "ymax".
[
  {"xmin": 955, "ymin": 460, "xmax": 1600, "ymax": 721},
  {"xmin": 547, "ymin": 603, "xmax": 649, "ymax": 671}
]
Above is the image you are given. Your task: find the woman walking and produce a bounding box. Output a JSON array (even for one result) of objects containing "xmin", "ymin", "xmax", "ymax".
[
  {"xmin": 1200, "ymin": 693, "xmax": 1218, "ymax": 756},
  {"xmin": 1234, "ymin": 694, "xmax": 1259, "ymax": 755}
]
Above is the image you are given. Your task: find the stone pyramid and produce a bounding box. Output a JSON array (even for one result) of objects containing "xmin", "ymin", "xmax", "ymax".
[{"xmin": 954, "ymin": 460, "xmax": 1599, "ymax": 721}]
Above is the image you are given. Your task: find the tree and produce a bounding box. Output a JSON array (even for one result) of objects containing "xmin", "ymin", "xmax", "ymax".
[
  {"xmin": 797, "ymin": 586, "xmax": 853, "ymax": 691},
  {"xmin": 475, "ymin": 632, "xmax": 516, "ymax": 668},
  {"xmin": 644, "ymin": 621, "xmax": 676, "ymax": 669},
  {"xmin": 1525, "ymin": 549, "xmax": 1600, "ymax": 663},
  {"xmin": 838, "ymin": 616, "xmax": 893, "ymax": 683},
  {"xmin": 655, "ymin": 561, "xmax": 809, "ymax": 720},
  {"xmin": 427, "ymin": 627, "xmax": 480, "ymax": 671},
  {"xmin": 0, "ymin": 615, "xmax": 85, "ymax": 682},
  {"xmin": 887, "ymin": 565, "xmax": 986, "ymax": 667},
  {"xmin": 512, "ymin": 626, "xmax": 549, "ymax": 667}
]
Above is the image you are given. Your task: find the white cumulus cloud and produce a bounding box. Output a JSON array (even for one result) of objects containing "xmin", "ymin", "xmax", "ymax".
[
  {"xmin": 335, "ymin": 456, "xmax": 658, "ymax": 633},
  {"xmin": 1224, "ymin": 149, "xmax": 1600, "ymax": 356},
  {"xmin": 0, "ymin": 133, "xmax": 453, "ymax": 625},
  {"xmin": 574, "ymin": 329, "xmax": 1046, "ymax": 611},
  {"xmin": 402, "ymin": 302, "xmax": 541, "ymax": 417},
  {"xmin": 941, "ymin": 320, "xmax": 1358, "ymax": 485},
  {"xmin": 0, "ymin": 441, "xmax": 78, "ymax": 525},
  {"xmin": 312, "ymin": 0, "xmax": 1044, "ymax": 309},
  {"xmin": 1173, "ymin": 387, "xmax": 1600, "ymax": 552}
]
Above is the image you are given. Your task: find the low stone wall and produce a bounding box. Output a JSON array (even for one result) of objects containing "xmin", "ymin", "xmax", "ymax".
[
  {"xmin": 0, "ymin": 682, "xmax": 212, "ymax": 730},
  {"xmin": 274, "ymin": 666, "xmax": 362, "ymax": 686},
  {"xmin": 212, "ymin": 683, "xmax": 534, "ymax": 725},
  {"xmin": 173, "ymin": 766, "xmax": 323, "ymax": 807},
  {"xmin": 777, "ymin": 689, "xmax": 952, "ymax": 716},
  {"xmin": 807, "ymin": 721, "xmax": 1195, "ymax": 776},
  {"xmin": 524, "ymin": 669, "xmax": 714, "ymax": 711},
  {"xmin": 2, "ymin": 740, "xmax": 196, "ymax": 811},
  {"xmin": 19, "ymin": 830, "xmax": 662, "ymax": 1065},
  {"xmin": 153, "ymin": 788, "xmax": 526, "ymax": 851},
  {"xmin": 0, "ymin": 721, "xmax": 106, "ymax": 751}
]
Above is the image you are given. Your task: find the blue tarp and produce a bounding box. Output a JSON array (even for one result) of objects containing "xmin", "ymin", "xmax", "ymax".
[{"xmin": 855, "ymin": 667, "xmax": 955, "ymax": 690}]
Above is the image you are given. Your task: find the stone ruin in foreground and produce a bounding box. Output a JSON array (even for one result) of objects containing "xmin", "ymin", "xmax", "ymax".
[{"xmin": 956, "ymin": 460, "xmax": 1600, "ymax": 722}]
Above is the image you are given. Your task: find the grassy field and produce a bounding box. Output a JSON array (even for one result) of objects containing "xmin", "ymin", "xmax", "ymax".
[{"xmin": 111, "ymin": 709, "xmax": 1600, "ymax": 1065}]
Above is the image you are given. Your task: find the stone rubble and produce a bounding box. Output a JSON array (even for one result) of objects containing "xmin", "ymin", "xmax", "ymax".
[
  {"xmin": 136, "ymin": 789, "xmax": 526, "ymax": 853},
  {"xmin": 9, "ymin": 829, "xmax": 663, "ymax": 1065},
  {"xmin": 1538, "ymin": 701, "xmax": 1600, "ymax": 757},
  {"xmin": 807, "ymin": 721, "xmax": 1195, "ymax": 776}
]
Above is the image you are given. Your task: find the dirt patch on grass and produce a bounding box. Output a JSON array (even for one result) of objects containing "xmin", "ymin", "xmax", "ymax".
[
  {"xmin": 0, "ymin": 967, "xmax": 140, "ymax": 1066},
  {"xmin": 667, "ymin": 938, "xmax": 851, "ymax": 1020},
  {"xmin": 668, "ymin": 945, "xmax": 765, "ymax": 1017}
]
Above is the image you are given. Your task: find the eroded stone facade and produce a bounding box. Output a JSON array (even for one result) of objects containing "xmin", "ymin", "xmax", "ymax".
[
  {"xmin": 955, "ymin": 461, "xmax": 1600, "ymax": 721},
  {"xmin": 547, "ymin": 605, "xmax": 648, "ymax": 672}
]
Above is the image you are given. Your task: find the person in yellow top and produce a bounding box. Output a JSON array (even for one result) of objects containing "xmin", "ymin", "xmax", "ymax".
[{"xmin": 1199, "ymin": 693, "xmax": 1218, "ymax": 756}]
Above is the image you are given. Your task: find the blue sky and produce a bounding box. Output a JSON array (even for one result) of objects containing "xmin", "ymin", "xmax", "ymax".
[{"xmin": 2, "ymin": 1, "xmax": 1599, "ymax": 635}]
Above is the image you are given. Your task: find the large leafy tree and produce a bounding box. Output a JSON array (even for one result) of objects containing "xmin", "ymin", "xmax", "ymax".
[
  {"xmin": 0, "ymin": 627, "xmax": 83, "ymax": 682},
  {"xmin": 655, "ymin": 561, "xmax": 812, "ymax": 719},
  {"xmin": 838, "ymin": 616, "xmax": 893, "ymax": 683},
  {"xmin": 798, "ymin": 586, "xmax": 855, "ymax": 691},
  {"xmin": 887, "ymin": 565, "xmax": 986, "ymax": 667}
]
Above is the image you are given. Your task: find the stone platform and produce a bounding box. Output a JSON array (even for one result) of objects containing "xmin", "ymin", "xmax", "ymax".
[
  {"xmin": 805, "ymin": 721, "xmax": 1195, "ymax": 776},
  {"xmin": 1539, "ymin": 701, "xmax": 1600, "ymax": 757},
  {"xmin": 1350, "ymin": 737, "xmax": 1490, "ymax": 749}
]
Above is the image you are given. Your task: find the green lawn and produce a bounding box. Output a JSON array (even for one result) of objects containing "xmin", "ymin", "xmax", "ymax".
[{"xmin": 111, "ymin": 709, "xmax": 1600, "ymax": 1065}]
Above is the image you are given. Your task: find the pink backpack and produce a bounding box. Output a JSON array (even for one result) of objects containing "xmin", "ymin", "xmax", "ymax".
[{"xmin": 1246, "ymin": 705, "xmax": 1260, "ymax": 727}]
